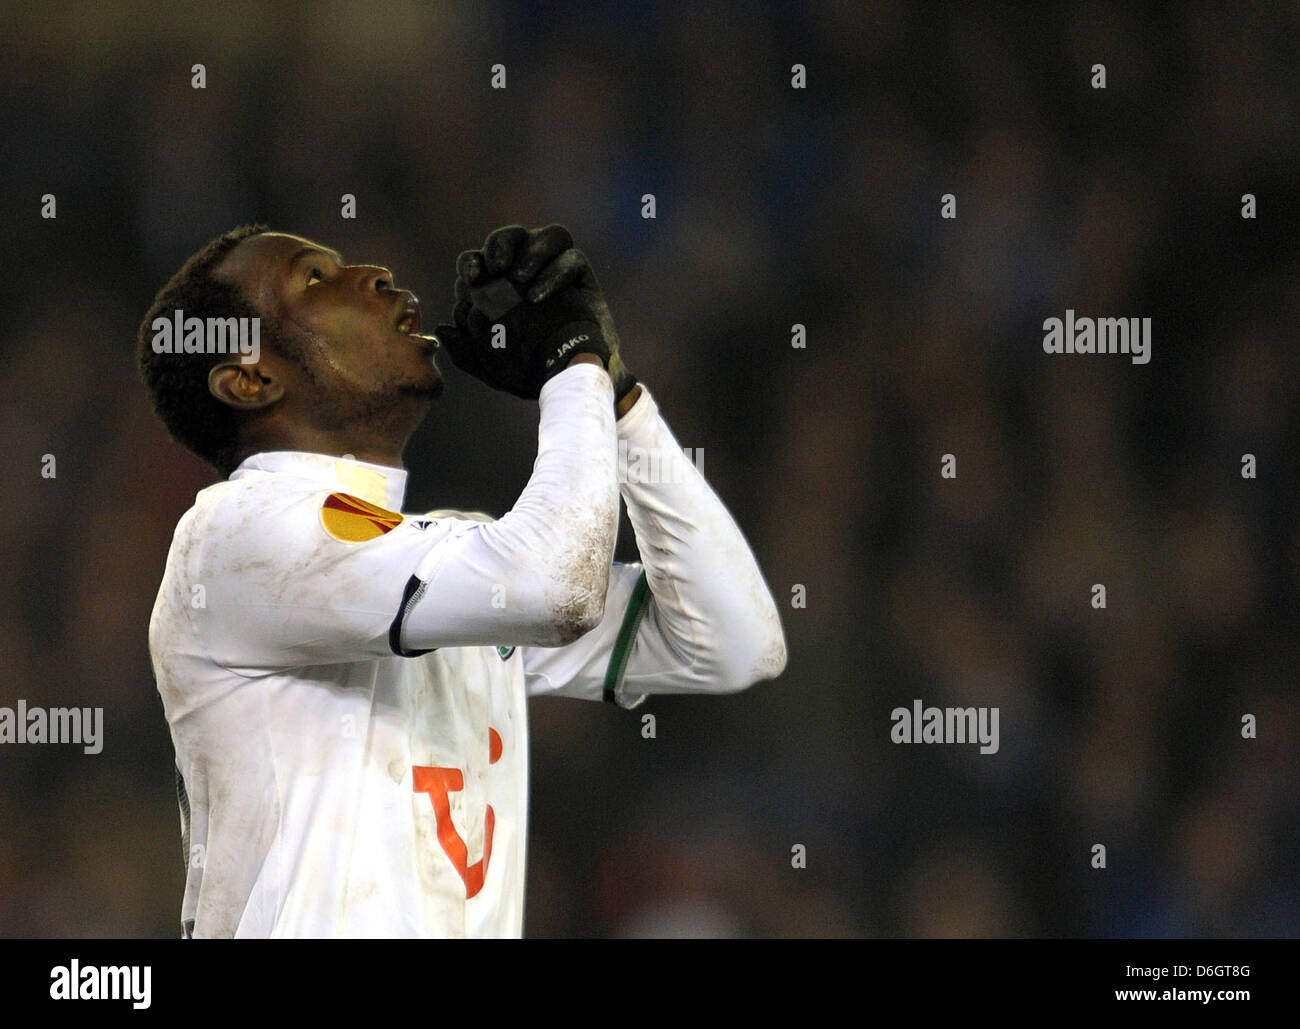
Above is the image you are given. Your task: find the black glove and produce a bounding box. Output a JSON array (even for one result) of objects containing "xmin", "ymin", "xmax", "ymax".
[{"xmin": 433, "ymin": 224, "xmax": 637, "ymax": 401}]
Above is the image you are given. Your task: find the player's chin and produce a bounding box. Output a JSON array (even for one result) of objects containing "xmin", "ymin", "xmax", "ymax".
[{"xmin": 398, "ymin": 368, "xmax": 444, "ymax": 401}]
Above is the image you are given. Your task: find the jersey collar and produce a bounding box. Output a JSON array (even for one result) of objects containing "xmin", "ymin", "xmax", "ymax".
[{"xmin": 230, "ymin": 452, "xmax": 408, "ymax": 511}]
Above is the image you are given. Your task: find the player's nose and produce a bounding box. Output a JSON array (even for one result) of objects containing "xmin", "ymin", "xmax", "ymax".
[{"xmin": 352, "ymin": 264, "xmax": 396, "ymax": 293}]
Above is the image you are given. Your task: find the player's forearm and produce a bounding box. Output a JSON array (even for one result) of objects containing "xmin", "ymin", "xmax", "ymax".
[
  {"xmin": 472, "ymin": 361, "xmax": 619, "ymax": 643},
  {"xmin": 615, "ymin": 387, "xmax": 788, "ymax": 691}
]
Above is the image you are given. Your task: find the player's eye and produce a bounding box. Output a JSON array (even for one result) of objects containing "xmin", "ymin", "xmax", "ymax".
[{"xmin": 306, "ymin": 267, "xmax": 324, "ymax": 286}]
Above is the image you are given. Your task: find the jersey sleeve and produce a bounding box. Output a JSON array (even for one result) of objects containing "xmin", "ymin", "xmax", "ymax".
[
  {"xmin": 180, "ymin": 363, "xmax": 619, "ymax": 672},
  {"xmin": 522, "ymin": 384, "xmax": 788, "ymax": 706},
  {"xmin": 522, "ymin": 562, "xmax": 655, "ymax": 708}
]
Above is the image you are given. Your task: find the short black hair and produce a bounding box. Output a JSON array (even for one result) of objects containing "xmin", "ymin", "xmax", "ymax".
[{"xmin": 137, "ymin": 224, "xmax": 274, "ymax": 476}]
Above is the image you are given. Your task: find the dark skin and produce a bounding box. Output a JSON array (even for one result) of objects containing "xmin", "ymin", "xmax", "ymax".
[{"xmin": 210, "ymin": 231, "xmax": 638, "ymax": 470}]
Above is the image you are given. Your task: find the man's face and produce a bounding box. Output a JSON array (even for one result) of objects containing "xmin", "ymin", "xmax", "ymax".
[{"xmin": 214, "ymin": 232, "xmax": 442, "ymax": 425}]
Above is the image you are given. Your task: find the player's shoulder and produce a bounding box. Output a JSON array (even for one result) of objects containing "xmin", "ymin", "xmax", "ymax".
[
  {"xmin": 169, "ymin": 475, "xmax": 499, "ymax": 580},
  {"xmin": 180, "ymin": 471, "xmax": 328, "ymax": 537},
  {"xmin": 168, "ymin": 471, "xmax": 380, "ymax": 579}
]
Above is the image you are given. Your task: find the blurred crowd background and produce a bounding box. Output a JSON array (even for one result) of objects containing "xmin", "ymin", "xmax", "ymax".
[{"xmin": 1, "ymin": 1, "xmax": 1296, "ymax": 937}]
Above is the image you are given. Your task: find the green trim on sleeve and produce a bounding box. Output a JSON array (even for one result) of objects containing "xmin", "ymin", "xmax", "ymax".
[{"xmin": 602, "ymin": 570, "xmax": 651, "ymax": 704}]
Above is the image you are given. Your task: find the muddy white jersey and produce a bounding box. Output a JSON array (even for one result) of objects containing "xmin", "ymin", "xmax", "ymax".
[{"xmin": 149, "ymin": 364, "xmax": 788, "ymax": 937}]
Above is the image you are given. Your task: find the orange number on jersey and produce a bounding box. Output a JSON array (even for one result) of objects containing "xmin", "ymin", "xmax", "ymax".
[{"xmin": 412, "ymin": 727, "xmax": 503, "ymax": 899}]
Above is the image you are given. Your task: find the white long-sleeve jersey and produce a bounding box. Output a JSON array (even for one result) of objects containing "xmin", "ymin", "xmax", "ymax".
[{"xmin": 149, "ymin": 363, "xmax": 787, "ymax": 938}]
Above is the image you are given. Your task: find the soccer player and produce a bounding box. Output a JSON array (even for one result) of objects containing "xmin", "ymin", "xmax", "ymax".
[{"xmin": 138, "ymin": 223, "xmax": 787, "ymax": 938}]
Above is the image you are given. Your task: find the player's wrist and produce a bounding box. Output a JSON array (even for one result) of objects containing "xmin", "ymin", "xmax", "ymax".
[
  {"xmin": 615, "ymin": 383, "xmax": 642, "ymax": 418},
  {"xmin": 557, "ymin": 353, "xmax": 638, "ymax": 416},
  {"xmin": 539, "ymin": 318, "xmax": 610, "ymax": 381}
]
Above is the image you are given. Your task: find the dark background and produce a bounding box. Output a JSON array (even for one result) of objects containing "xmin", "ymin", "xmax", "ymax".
[{"xmin": 1, "ymin": 1, "xmax": 1296, "ymax": 937}]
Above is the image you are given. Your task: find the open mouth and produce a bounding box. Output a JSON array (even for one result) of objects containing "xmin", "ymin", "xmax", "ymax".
[
  {"xmin": 394, "ymin": 296, "xmax": 422, "ymax": 336},
  {"xmin": 392, "ymin": 292, "xmax": 438, "ymax": 350}
]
